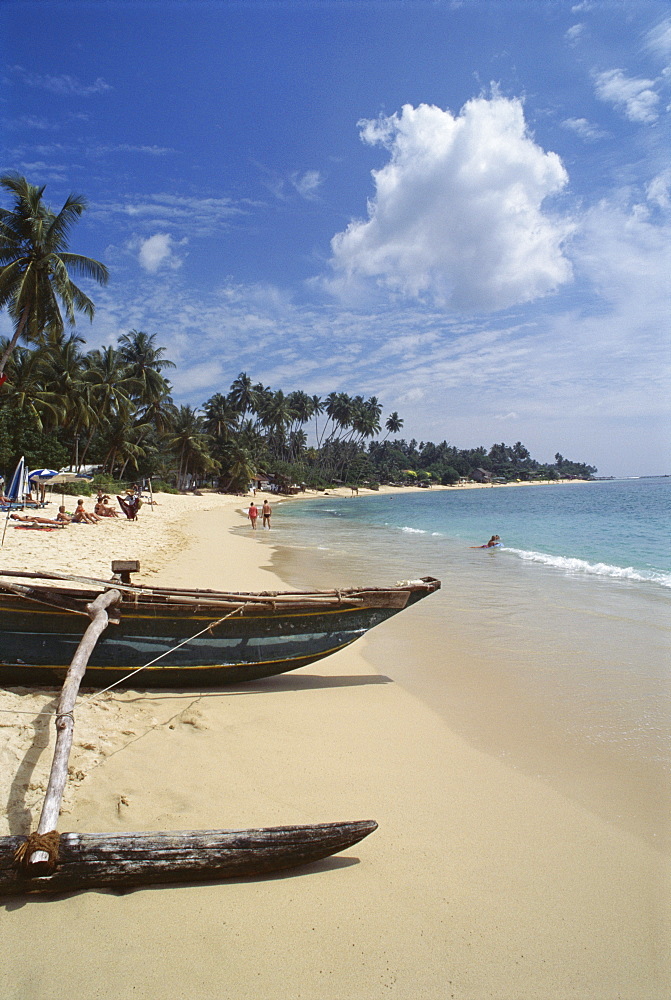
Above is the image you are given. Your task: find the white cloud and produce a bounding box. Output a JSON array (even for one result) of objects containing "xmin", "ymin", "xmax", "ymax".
[
  {"xmin": 92, "ymin": 192, "xmax": 250, "ymax": 239},
  {"xmin": 89, "ymin": 143, "xmax": 173, "ymax": 157},
  {"xmin": 327, "ymin": 96, "xmax": 573, "ymax": 312},
  {"xmin": 593, "ymin": 69, "xmax": 659, "ymax": 123},
  {"xmin": 137, "ymin": 233, "xmax": 186, "ymax": 273},
  {"xmin": 646, "ymin": 169, "xmax": 671, "ymax": 209},
  {"xmin": 9, "ymin": 65, "xmax": 111, "ymax": 96},
  {"xmin": 290, "ymin": 170, "xmax": 324, "ymax": 200},
  {"xmin": 565, "ymin": 23, "xmax": 585, "ymax": 44},
  {"xmin": 645, "ymin": 18, "xmax": 671, "ymax": 60},
  {"xmin": 561, "ymin": 117, "xmax": 606, "ymax": 140}
]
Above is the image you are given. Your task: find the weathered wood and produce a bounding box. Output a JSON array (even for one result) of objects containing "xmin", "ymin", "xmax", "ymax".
[
  {"xmin": 111, "ymin": 559, "xmax": 141, "ymax": 574},
  {"xmin": 28, "ymin": 588, "xmax": 121, "ymax": 868},
  {"xmin": 1, "ymin": 821, "xmax": 377, "ymax": 895},
  {"xmin": 163, "ymin": 594, "xmax": 366, "ymax": 608},
  {"xmin": 0, "ymin": 567, "xmax": 438, "ymax": 603}
]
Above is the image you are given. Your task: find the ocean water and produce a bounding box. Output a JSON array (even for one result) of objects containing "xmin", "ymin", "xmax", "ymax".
[{"xmin": 271, "ymin": 480, "xmax": 670, "ymax": 848}]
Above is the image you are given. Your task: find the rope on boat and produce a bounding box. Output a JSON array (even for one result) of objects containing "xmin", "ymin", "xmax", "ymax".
[
  {"xmin": 0, "ymin": 606, "xmax": 244, "ymax": 716},
  {"xmin": 80, "ymin": 606, "xmax": 244, "ymax": 703}
]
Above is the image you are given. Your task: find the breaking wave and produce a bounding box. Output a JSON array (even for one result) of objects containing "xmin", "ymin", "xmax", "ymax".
[{"xmin": 506, "ymin": 547, "xmax": 671, "ymax": 588}]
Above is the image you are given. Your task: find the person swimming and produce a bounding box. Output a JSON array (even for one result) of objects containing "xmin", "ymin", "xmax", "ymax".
[{"xmin": 470, "ymin": 535, "xmax": 501, "ymax": 548}]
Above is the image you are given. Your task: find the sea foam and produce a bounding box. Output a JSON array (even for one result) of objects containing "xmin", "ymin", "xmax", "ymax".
[{"xmin": 506, "ymin": 547, "xmax": 671, "ymax": 588}]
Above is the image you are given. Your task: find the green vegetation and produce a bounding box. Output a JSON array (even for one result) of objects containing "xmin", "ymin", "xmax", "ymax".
[
  {"xmin": 0, "ymin": 174, "xmax": 108, "ymax": 381},
  {"xmin": 0, "ymin": 174, "xmax": 597, "ymax": 492},
  {"xmin": 0, "ymin": 332, "xmax": 597, "ymax": 489}
]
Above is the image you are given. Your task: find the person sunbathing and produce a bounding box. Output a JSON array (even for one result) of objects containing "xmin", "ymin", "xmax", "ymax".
[
  {"xmin": 10, "ymin": 510, "xmax": 68, "ymax": 526},
  {"xmin": 72, "ymin": 499, "xmax": 100, "ymax": 523},
  {"xmin": 101, "ymin": 498, "xmax": 119, "ymax": 516},
  {"xmin": 95, "ymin": 496, "xmax": 119, "ymax": 517}
]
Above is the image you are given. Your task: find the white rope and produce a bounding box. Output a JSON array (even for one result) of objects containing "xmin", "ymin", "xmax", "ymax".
[
  {"xmin": 81, "ymin": 606, "xmax": 243, "ymax": 703},
  {"xmin": 0, "ymin": 606, "xmax": 243, "ymax": 716}
]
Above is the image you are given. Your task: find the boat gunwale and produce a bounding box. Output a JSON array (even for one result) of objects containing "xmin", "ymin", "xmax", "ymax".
[{"xmin": 0, "ymin": 568, "xmax": 440, "ymax": 602}]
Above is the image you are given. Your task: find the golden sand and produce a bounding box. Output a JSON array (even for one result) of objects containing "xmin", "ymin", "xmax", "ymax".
[{"xmin": 0, "ymin": 490, "xmax": 668, "ymax": 998}]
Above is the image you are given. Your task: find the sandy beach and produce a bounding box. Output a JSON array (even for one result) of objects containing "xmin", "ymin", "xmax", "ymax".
[{"xmin": 1, "ymin": 490, "xmax": 669, "ymax": 999}]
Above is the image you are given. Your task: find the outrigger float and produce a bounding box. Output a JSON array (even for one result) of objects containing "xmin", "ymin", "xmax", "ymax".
[{"xmin": 0, "ymin": 563, "xmax": 440, "ymax": 896}]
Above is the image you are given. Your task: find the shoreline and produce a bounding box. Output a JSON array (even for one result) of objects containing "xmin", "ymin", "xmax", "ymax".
[{"xmin": 1, "ymin": 492, "xmax": 669, "ymax": 998}]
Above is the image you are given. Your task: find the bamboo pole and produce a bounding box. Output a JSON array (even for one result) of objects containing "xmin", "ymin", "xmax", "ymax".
[{"xmin": 27, "ymin": 588, "xmax": 121, "ymax": 869}]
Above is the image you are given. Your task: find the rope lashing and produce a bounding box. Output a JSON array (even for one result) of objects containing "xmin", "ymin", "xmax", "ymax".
[{"xmin": 14, "ymin": 830, "xmax": 61, "ymax": 868}]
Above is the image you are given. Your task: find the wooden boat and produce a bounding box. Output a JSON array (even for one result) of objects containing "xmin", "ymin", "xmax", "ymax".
[
  {"xmin": 0, "ymin": 587, "xmax": 378, "ymax": 896},
  {"xmin": 0, "ymin": 564, "xmax": 440, "ymax": 688}
]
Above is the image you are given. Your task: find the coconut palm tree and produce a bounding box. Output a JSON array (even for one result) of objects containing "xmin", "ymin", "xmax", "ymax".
[
  {"xmin": 168, "ymin": 405, "xmax": 216, "ymax": 489},
  {"xmin": 78, "ymin": 346, "xmax": 139, "ymax": 469},
  {"xmin": 102, "ymin": 416, "xmax": 148, "ymax": 478},
  {"xmin": 203, "ymin": 392, "xmax": 239, "ymax": 442},
  {"xmin": 0, "ymin": 345, "xmax": 63, "ymax": 431},
  {"xmin": 383, "ymin": 410, "xmax": 403, "ymax": 441},
  {"xmin": 0, "ymin": 174, "xmax": 109, "ymax": 380},
  {"xmin": 229, "ymin": 372, "xmax": 257, "ymax": 416},
  {"xmin": 310, "ymin": 394, "xmax": 324, "ymax": 446},
  {"xmin": 118, "ymin": 330, "xmax": 175, "ymax": 407}
]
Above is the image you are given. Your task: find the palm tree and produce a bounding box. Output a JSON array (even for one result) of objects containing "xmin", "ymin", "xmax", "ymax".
[
  {"xmin": 102, "ymin": 416, "xmax": 148, "ymax": 478},
  {"xmin": 229, "ymin": 372, "xmax": 257, "ymax": 416},
  {"xmin": 78, "ymin": 346, "xmax": 139, "ymax": 469},
  {"xmin": 203, "ymin": 392, "xmax": 239, "ymax": 442},
  {"xmin": 383, "ymin": 411, "xmax": 404, "ymax": 440},
  {"xmin": 168, "ymin": 405, "xmax": 216, "ymax": 489},
  {"xmin": 310, "ymin": 394, "xmax": 324, "ymax": 446},
  {"xmin": 0, "ymin": 174, "xmax": 109, "ymax": 380},
  {"xmin": 41, "ymin": 334, "xmax": 91, "ymax": 431},
  {"xmin": 0, "ymin": 345, "xmax": 63, "ymax": 431},
  {"xmin": 118, "ymin": 330, "xmax": 175, "ymax": 406}
]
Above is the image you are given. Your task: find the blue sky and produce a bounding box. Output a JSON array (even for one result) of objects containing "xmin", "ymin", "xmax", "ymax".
[{"xmin": 1, "ymin": 0, "xmax": 669, "ymax": 476}]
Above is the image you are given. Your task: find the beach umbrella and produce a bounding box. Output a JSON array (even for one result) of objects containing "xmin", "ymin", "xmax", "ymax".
[
  {"xmin": 1, "ymin": 456, "xmax": 27, "ymax": 546},
  {"xmin": 4, "ymin": 456, "xmax": 26, "ymax": 501},
  {"xmin": 44, "ymin": 471, "xmax": 91, "ymax": 485},
  {"xmin": 28, "ymin": 469, "xmax": 59, "ymax": 482}
]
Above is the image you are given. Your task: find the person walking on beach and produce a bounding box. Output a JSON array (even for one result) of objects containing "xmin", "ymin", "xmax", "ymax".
[
  {"xmin": 248, "ymin": 502, "xmax": 259, "ymax": 529},
  {"xmin": 262, "ymin": 499, "xmax": 272, "ymax": 529}
]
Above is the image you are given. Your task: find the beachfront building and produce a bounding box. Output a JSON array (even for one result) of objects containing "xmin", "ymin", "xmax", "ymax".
[{"xmin": 471, "ymin": 468, "xmax": 492, "ymax": 483}]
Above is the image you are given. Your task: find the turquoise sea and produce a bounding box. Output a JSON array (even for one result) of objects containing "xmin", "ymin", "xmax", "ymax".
[{"xmin": 272, "ymin": 479, "xmax": 670, "ymax": 848}]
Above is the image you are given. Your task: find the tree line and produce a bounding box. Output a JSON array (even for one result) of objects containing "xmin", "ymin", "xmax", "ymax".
[{"xmin": 0, "ymin": 173, "xmax": 597, "ymax": 491}]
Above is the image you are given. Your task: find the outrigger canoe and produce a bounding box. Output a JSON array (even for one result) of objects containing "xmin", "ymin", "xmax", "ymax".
[
  {"xmin": 0, "ymin": 586, "xmax": 380, "ymax": 896},
  {"xmin": 0, "ymin": 564, "xmax": 440, "ymax": 687}
]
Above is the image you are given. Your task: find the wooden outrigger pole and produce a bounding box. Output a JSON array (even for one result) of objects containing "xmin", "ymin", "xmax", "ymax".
[
  {"xmin": 0, "ymin": 586, "xmax": 376, "ymax": 896},
  {"xmin": 21, "ymin": 589, "xmax": 121, "ymax": 870}
]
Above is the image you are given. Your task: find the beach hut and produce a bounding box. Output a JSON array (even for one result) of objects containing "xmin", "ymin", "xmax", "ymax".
[{"xmin": 472, "ymin": 468, "xmax": 492, "ymax": 483}]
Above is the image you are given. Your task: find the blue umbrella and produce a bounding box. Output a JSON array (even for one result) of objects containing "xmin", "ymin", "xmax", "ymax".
[
  {"xmin": 5, "ymin": 456, "xmax": 26, "ymax": 501},
  {"xmin": 1, "ymin": 457, "xmax": 28, "ymax": 546},
  {"xmin": 28, "ymin": 468, "xmax": 59, "ymax": 482}
]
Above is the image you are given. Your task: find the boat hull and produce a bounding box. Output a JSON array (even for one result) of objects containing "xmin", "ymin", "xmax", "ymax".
[{"xmin": 0, "ymin": 579, "xmax": 439, "ymax": 687}]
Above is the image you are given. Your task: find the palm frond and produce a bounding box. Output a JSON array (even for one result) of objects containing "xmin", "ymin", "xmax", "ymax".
[{"xmin": 57, "ymin": 252, "xmax": 109, "ymax": 285}]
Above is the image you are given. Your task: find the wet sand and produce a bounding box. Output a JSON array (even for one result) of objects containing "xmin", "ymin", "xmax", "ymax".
[{"xmin": 1, "ymin": 494, "xmax": 669, "ymax": 998}]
